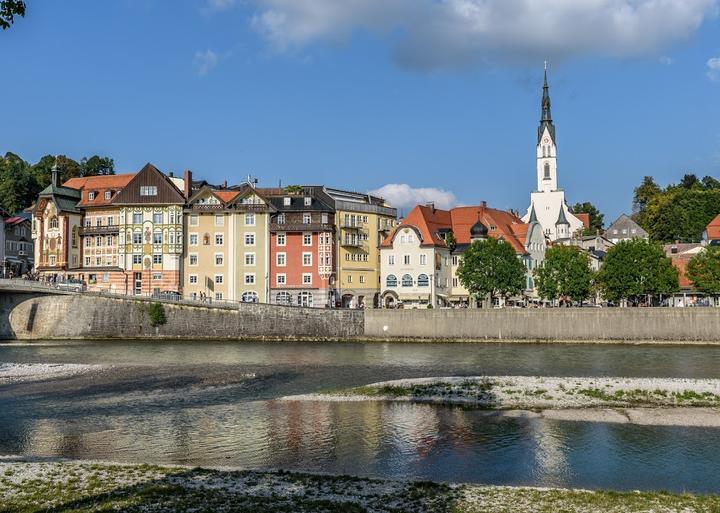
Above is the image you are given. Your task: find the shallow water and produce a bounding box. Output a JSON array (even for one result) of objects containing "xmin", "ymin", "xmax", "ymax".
[{"xmin": 1, "ymin": 340, "xmax": 720, "ymax": 492}]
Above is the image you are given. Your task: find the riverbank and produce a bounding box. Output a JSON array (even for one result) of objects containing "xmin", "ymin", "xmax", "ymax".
[
  {"xmin": 281, "ymin": 376, "xmax": 720, "ymax": 426},
  {"xmin": 1, "ymin": 459, "xmax": 719, "ymax": 513}
]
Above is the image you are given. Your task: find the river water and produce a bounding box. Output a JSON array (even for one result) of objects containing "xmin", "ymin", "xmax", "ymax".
[{"xmin": 1, "ymin": 341, "xmax": 719, "ymax": 492}]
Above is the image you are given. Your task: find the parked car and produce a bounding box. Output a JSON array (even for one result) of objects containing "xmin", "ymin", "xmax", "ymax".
[
  {"xmin": 55, "ymin": 280, "xmax": 86, "ymax": 293},
  {"xmin": 152, "ymin": 290, "xmax": 182, "ymax": 301}
]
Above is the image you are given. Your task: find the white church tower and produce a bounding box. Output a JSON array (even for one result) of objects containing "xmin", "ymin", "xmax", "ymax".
[{"xmin": 522, "ymin": 64, "xmax": 584, "ymax": 241}]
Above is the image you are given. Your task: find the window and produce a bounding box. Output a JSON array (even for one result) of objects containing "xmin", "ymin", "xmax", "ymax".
[
  {"xmin": 420, "ymin": 254, "xmax": 427, "ymax": 266},
  {"xmin": 321, "ymin": 213, "xmax": 328, "ymax": 224},
  {"xmin": 153, "ymin": 254, "xmax": 162, "ymax": 265},
  {"xmin": 140, "ymin": 186, "xmax": 157, "ymax": 196},
  {"xmin": 347, "ymin": 275, "xmax": 353, "ymax": 283},
  {"xmin": 388, "ymin": 255, "xmax": 395, "ymax": 265},
  {"xmin": 84, "ymin": 256, "xmax": 91, "ymax": 266},
  {"xmin": 215, "ymin": 234, "xmax": 224, "ymax": 246},
  {"xmin": 404, "ymin": 255, "xmax": 411, "ymax": 265},
  {"xmin": 96, "ymin": 236, "xmax": 102, "ymax": 247},
  {"xmin": 245, "ymin": 233, "xmax": 255, "ymax": 246},
  {"xmin": 277, "ymin": 233, "xmax": 286, "ymax": 246},
  {"xmin": 190, "ymin": 214, "xmax": 199, "ymax": 226},
  {"xmin": 302, "ymin": 252, "xmax": 312, "ymax": 266},
  {"xmin": 133, "ymin": 254, "xmax": 142, "ymax": 265},
  {"xmin": 276, "ymin": 291, "xmax": 291, "ymax": 304},
  {"xmin": 132, "ymin": 232, "xmax": 142, "ymax": 244},
  {"xmin": 544, "ymin": 163, "xmax": 551, "ymax": 180},
  {"xmin": 302, "ymin": 273, "xmax": 312, "ymax": 285},
  {"xmin": 297, "ymin": 292, "xmax": 313, "ymax": 307},
  {"xmin": 242, "ymin": 291, "xmax": 258, "ymax": 303},
  {"xmin": 50, "ymin": 217, "xmax": 59, "ymax": 229},
  {"xmin": 152, "ymin": 213, "xmax": 162, "ymax": 224},
  {"xmin": 277, "ymin": 214, "xmax": 285, "ymax": 225},
  {"xmin": 215, "ymin": 274, "xmax": 224, "ymax": 284},
  {"xmin": 283, "ymin": 197, "xmax": 291, "ymax": 206},
  {"xmin": 190, "ymin": 233, "xmax": 198, "ymax": 246},
  {"xmin": 96, "ymin": 217, "xmax": 102, "ymax": 227},
  {"xmin": 304, "ymin": 197, "xmax": 312, "ymax": 206},
  {"xmin": 88, "ymin": 191, "xmax": 96, "ymax": 201},
  {"xmin": 245, "ymin": 273, "xmax": 256, "ymax": 285},
  {"xmin": 215, "ymin": 254, "xmax": 224, "ymax": 266},
  {"xmin": 85, "ymin": 237, "xmax": 91, "ymax": 247},
  {"xmin": 453, "ymin": 278, "xmax": 458, "ymax": 287},
  {"xmin": 189, "ymin": 275, "xmax": 198, "ymax": 284},
  {"xmin": 245, "ymin": 252, "xmax": 255, "ymax": 266},
  {"xmin": 215, "ymin": 215, "xmax": 224, "ymax": 226},
  {"xmin": 303, "ymin": 213, "xmax": 312, "ymax": 224},
  {"xmin": 153, "ymin": 232, "xmax": 162, "ymax": 244},
  {"xmin": 386, "ymin": 275, "xmax": 398, "ymax": 287},
  {"xmin": 417, "ymin": 274, "xmax": 430, "ymax": 287},
  {"xmin": 245, "ymin": 213, "xmax": 255, "ymax": 226},
  {"xmin": 452, "ymin": 256, "xmax": 458, "ymax": 266},
  {"xmin": 359, "ymin": 275, "xmax": 365, "ymax": 284},
  {"xmin": 276, "ymin": 274, "xmax": 286, "ymax": 285},
  {"xmin": 277, "ymin": 253, "xmax": 286, "ymax": 266},
  {"xmin": 133, "ymin": 213, "xmax": 142, "ymax": 224},
  {"xmin": 84, "ymin": 219, "xmax": 91, "ymax": 227},
  {"xmin": 303, "ymin": 233, "xmax": 312, "ymax": 246},
  {"xmin": 401, "ymin": 274, "xmax": 413, "ymax": 287},
  {"xmin": 215, "ymin": 293, "xmax": 224, "ymax": 301},
  {"xmin": 189, "ymin": 254, "xmax": 198, "ymax": 266},
  {"xmin": 107, "ymin": 216, "xmax": 113, "ymax": 226}
]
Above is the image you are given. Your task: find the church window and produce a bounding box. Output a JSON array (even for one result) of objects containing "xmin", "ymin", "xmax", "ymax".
[{"xmin": 544, "ymin": 163, "xmax": 551, "ymax": 180}]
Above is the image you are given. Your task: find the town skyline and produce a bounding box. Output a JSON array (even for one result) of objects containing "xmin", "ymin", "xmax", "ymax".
[{"xmin": 2, "ymin": 1, "xmax": 720, "ymax": 224}]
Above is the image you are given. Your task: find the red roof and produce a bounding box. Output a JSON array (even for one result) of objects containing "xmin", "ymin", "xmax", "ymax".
[
  {"xmin": 64, "ymin": 174, "xmax": 136, "ymax": 207},
  {"xmin": 382, "ymin": 204, "xmax": 529, "ymax": 254},
  {"xmin": 707, "ymin": 214, "xmax": 720, "ymax": 241},
  {"xmin": 575, "ymin": 212, "xmax": 591, "ymax": 230},
  {"xmin": 671, "ymin": 257, "xmax": 693, "ymax": 289},
  {"xmin": 215, "ymin": 191, "xmax": 241, "ymax": 203}
]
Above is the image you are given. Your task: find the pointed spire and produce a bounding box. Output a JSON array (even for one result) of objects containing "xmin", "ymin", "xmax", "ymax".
[
  {"xmin": 529, "ymin": 203, "xmax": 538, "ymax": 223},
  {"xmin": 556, "ymin": 204, "xmax": 569, "ymax": 226},
  {"xmin": 537, "ymin": 62, "xmax": 556, "ymax": 145}
]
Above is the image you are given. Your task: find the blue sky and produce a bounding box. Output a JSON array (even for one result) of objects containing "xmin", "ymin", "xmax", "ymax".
[{"xmin": 1, "ymin": 0, "xmax": 719, "ymax": 222}]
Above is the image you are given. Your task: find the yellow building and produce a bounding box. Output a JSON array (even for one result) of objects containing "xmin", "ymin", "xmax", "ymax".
[
  {"xmin": 323, "ymin": 188, "xmax": 397, "ymax": 308},
  {"xmin": 183, "ymin": 184, "xmax": 273, "ymax": 303}
]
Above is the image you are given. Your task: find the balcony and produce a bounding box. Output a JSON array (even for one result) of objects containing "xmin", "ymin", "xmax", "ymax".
[
  {"xmin": 270, "ymin": 222, "xmax": 334, "ymax": 233},
  {"xmin": 80, "ymin": 225, "xmax": 120, "ymax": 236},
  {"xmin": 341, "ymin": 222, "xmax": 364, "ymax": 230},
  {"xmin": 340, "ymin": 239, "xmax": 366, "ymax": 248}
]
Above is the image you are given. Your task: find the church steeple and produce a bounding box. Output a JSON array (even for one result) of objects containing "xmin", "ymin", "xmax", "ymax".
[{"xmin": 538, "ymin": 62, "xmax": 556, "ymax": 144}]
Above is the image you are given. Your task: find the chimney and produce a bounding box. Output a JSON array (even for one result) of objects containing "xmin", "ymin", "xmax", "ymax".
[
  {"xmin": 481, "ymin": 201, "xmax": 487, "ymax": 208},
  {"xmin": 169, "ymin": 171, "xmax": 174, "ymax": 178},
  {"xmin": 223, "ymin": 180, "xmax": 228, "ymax": 188},
  {"xmin": 183, "ymin": 169, "xmax": 192, "ymax": 199},
  {"xmin": 51, "ymin": 161, "xmax": 59, "ymax": 187},
  {"xmin": 425, "ymin": 202, "xmax": 435, "ymax": 213}
]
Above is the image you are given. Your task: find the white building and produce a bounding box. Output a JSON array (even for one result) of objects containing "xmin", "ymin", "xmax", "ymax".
[{"xmin": 522, "ymin": 66, "xmax": 584, "ymax": 241}]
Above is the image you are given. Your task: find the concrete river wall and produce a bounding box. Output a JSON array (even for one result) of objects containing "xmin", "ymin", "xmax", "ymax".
[{"xmin": 1, "ymin": 290, "xmax": 719, "ymax": 342}]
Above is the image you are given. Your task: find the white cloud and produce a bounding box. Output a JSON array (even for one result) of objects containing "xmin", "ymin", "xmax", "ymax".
[
  {"xmin": 205, "ymin": 0, "xmax": 236, "ymax": 12},
  {"xmin": 193, "ymin": 49, "xmax": 220, "ymax": 76},
  {"xmin": 370, "ymin": 184, "xmax": 460, "ymax": 211},
  {"xmin": 707, "ymin": 56, "xmax": 720, "ymax": 80},
  {"xmin": 250, "ymin": 0, "xmax": 717, "ymax": 70}
]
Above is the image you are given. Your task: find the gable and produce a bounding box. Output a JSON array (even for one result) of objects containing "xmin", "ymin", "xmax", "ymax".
[{"xmin": 111, "ymin": 163, "xmax": 185, "ymax": 205}]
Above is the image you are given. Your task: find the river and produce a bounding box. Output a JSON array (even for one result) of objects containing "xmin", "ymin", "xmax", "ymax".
[{"xmin": 1, "ymin": 340, "xmax": 719, "ymax": 492}]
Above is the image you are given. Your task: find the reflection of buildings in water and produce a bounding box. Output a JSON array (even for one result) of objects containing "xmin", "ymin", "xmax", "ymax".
[
  {"xmin": 330, "ymin": 401, "xmax": 384, "ymax": 471},
  {"xmin": 265, "ymin": 400, "xmax": 336, "ymax": 467},
  {"xmin": 385, "ymin": 403, "xmax": 441, "ymax": 459}
]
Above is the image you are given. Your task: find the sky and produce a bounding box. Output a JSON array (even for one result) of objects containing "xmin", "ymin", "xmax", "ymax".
[{"xmin": 1, "ymin": 0, "xmax": 720, "ymax": 223}]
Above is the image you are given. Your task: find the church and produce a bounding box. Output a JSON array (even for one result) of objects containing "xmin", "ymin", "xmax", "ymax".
[{"xmin": 522, "ymin": 66, "xmax": 584, "ymax": 241}]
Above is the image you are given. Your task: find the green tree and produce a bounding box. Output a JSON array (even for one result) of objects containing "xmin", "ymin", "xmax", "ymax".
[
  {"xmin": 0, "ymin": 152, "xmax": 37, "ymax": 213},
  {"xmin": 686, "ymin": 247, "xmax": 720, "ymax": 296},
  {"xmin": 571, "ymin": 202, "xmax": 604, "ymax": 234},
  {"xmin": 596, "ymin": 239, "xmax": 679, "ymax": 305},
  {"xmin": 534, "ymin": 245, "xmax": 593, "ymax": 303},
  {"xmin": 81, "ymin": 156, "xmax": 115, "ymax": 176},
  {"xmin": 0, "ymin": 0, "xmax": 25, "ymax": 29},
  {"xmin": 633, "ymin": 176, "xmax": 662, "ymax": 214},
  {"xmin": 147, "ymin": 302, "xmax": 167, "ymax": 328},
  {"xmin": 456, "ymin": 237, "xmax": 526, "ymax": 306}
]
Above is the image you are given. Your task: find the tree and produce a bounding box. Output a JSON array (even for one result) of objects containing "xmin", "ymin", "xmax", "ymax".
[
  {"xmin": 686, "ymin": 248, "xmax": 720, "ymax": 296},
  {"xmin": 571, "ymin": 202, "xmax": 604, "ymax": 234},
  {"xmin": 81, "ymin": 156, "xmax": 115, "ymax": 176},
  {"xmin": 534, "ymin": 245, "xmax": 593, "ymax": 303},
  {"xmin": 0, "ymin": 0, "xmax": 25, "ymax": 29},
  {"xmin": 633, "ymin": 176, "xmax": 661, "ymax": 214},
  {"xmin": 596, "ymin": 239, "xmax": 679, "ymax": 305},
  {"xmin": 456, "ymin": 237, "xmax": 526, "ymax": 306}
]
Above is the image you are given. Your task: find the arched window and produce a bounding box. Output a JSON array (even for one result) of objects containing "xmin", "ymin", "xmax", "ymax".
[
  {"xmin": 386, "ymin": 274, "xmax": 398, "ymax": 287},
  {"xmin": 544, "ymin": 162, "xmax": 551, "ymax": 179},
  {"xmin": 417, "ymin": 274, "xmax": 429, "ymax": 287},
  {"xmin": 297, "ymin": 292, "xmax": 313, "ymax": 308},
  {"xmin": 276, "ymin": 291, "xmax": 292, "ymax": 305},
  {"xmin": 401, "ymin": 274, "xmax": 413, "ymax": 287},
  {"xmin": 49, "ymin": 216, "xmax": 59, "ymax": 229},
  {"xmin": 241, "ymin": 291, "xmax": 258, "ymax": 303}
]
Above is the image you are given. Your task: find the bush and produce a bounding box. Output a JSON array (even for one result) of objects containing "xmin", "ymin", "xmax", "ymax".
[{"xmin": 147, "ymin": 302, "xmax": 167, "ymax": 327}]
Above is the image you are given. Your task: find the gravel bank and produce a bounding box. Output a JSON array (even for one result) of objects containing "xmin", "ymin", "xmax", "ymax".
[
  {"xmin": 1, "ymin": 459, "xmax": 718, "ymax": 513},
  {"xmin": 0, "ymin": 363, "xmax": 105, "ymax": 384}
]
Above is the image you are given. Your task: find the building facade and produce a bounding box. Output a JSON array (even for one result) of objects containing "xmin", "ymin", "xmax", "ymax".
[
  {"xmin": 605, "ymin": 214, "xmax": 648, "ymax": 244},
  {"xmin": 3, "ymin": 214, "xmax": 33, "ymax": 277},
  {"xmin": 183, "ymin": 184, "xmax": 273, "ymax": 303},
  {"xmin": 325, "ymin": 188, "xmax": 397, "ymax": 309},
  {"xmin": 522, "ymin": 67, "xmax": 584, "ymax": 241}
]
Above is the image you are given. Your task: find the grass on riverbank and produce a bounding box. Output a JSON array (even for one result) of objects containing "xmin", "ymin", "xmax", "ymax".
[{"xmin": 1, "ymin": 461, "xmax": 720, "ymax": 513}]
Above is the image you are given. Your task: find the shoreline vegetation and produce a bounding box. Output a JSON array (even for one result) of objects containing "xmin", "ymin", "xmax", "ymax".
[
  {"xmin": 1, "ymin": 460, "xmax": 720, "ymax": 513},
  {"xmin": 281, "ymin": 376, "xmax": 720, "ymax": 427}
]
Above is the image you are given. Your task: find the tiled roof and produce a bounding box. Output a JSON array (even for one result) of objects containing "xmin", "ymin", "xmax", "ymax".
[
  {"xmin": 382, "ymin": 204, "xmax": 529, "ymax": 254},
  {"xmin": 707, "ymin": 214, "xmax": 720, "ymax": 240},
  {"xmin": 575, "ymin": 212, "xmax": 590, "ymax": 229},
  {"xmin": 64, "ymin": 174, "xmax": 136, "ymax": 207},
  {"xmin": 214, "ymin": 191, "xmax": 240, "ymax": 203},
  {"xmin": 671, "ymin": 257, "xmax": 693, "ymax": 289}
]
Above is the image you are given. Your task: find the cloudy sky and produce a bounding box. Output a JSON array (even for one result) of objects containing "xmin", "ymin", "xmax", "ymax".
[{"xmin": 2, "ymin": 0, "xmax": 720, "ymax": 221}]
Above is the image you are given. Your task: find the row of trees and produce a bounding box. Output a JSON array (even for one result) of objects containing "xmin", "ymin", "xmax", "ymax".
[
  {"xmin": 0, "ymin": 152, "xmax": 114, "ymax": 214},
  {"xmin": 457, "ymin": 238, "xmax": 720, "ymax": 306}
]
